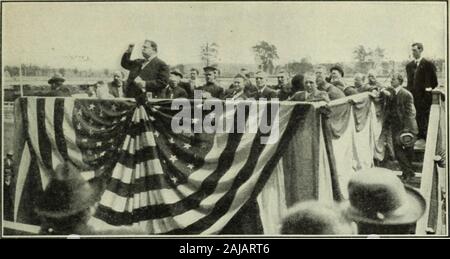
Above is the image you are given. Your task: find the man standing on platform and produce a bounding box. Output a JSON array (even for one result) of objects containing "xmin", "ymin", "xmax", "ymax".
[
  {"xmin": 405, "ymin": 42, "xmax": 438, "ymax": 143},
  {"xmin": 382, "ymin": 73, "xmax": 418, "ymax": 182},
  {"xmin": 121, "ymin": 40, "xmax": 170, "ymax": 102}
]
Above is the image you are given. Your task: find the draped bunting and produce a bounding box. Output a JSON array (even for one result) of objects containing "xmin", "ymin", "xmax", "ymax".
[{"xmin": 11, "ymin": 93, "xmax": 386, "ymax": 235}]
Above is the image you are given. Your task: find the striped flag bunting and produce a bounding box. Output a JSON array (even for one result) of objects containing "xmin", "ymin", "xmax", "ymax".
[{"xmin": 13, "ymin": 97, "xmax": 309, "ymax": 234}]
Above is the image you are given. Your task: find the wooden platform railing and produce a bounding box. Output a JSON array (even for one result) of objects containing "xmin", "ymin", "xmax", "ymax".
[{"xmin": 415, "ymin": 89, "xmax": 447, "ymax": 235}]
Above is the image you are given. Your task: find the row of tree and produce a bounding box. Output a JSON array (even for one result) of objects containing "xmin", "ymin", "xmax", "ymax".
[
  {"xmin": 5, "ymin": 42, "xmax": 445, "ymax": 79},
  {"xmin": 3, "ymin": 65, "xmax": 113, "ymax": 78}
]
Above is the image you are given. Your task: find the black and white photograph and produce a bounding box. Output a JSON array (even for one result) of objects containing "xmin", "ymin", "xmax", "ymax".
[{"xmin": 1, "ymin": 1, "xmax": 448, "ymax": 239}]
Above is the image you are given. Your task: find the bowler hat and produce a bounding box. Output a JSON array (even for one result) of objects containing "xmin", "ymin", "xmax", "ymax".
[
  {"xmin": 48, "ymin": 73, "xmax": 65, "ymax": 84},
  {"xmin": 170, "ymin": 69, "xmax": 183, "ymax": 78},
  {"xmin": 399, "ymin": 132, "xmax": 417, "ymax": 148},
  {"xmin": 35, "ymin": 162, "xmax": 98, "ymax": 218},
  {"xmin": 344, "ymin": 167, "xmax": 426, "ymax": 225},
  {"xmin": 330, "ymin": 65, "xmax": 344, "ymax": 77}
]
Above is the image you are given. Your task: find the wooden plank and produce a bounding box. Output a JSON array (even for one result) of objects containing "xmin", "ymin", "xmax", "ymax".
[{"xmin": 415, "ymin": 92, "xmax": 442, "ymax": 234}]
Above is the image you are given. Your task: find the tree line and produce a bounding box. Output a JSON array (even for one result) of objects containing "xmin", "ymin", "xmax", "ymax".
[{"xmin": 4, "ymin": 42, "xmax": 445, "ymax": 79}]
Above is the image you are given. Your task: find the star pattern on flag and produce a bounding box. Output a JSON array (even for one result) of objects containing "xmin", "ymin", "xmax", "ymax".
[
  {"xmin": 88, "ymin": 104, "xmax": 96, "ymax": 111},
  {"xmin": 77, "ymin": 109, "xmax": 83, "ymax": 116},
  {"xmin": 169, "ymin": 154, "xmax": 177, "ymax": 163},
  {"xmin": 170, "ymin": 175, "xmax": 178, "ymax": 184},
  {"xmin": 96, "ymin": 142, "xmax": 102, "ymax": 147},
  {"xmin": 187, "ymin": 164, "xmax": 194, "ymax": 170},
  {"xmin": 183, "ymin": 143, "xmax": 191, "ymax": 149},
  {"xmin": 111, "ymin": 104, "xmax": 117, "ymax": 111},
  {"xmin": 154, "ymin": 131, "xmax": 160, "ymax": 137}
]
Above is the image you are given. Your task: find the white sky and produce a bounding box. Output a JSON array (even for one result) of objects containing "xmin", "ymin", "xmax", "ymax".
[{"xmin": 2, "ymin": 1, "xmax": 447, "ymax": 69}]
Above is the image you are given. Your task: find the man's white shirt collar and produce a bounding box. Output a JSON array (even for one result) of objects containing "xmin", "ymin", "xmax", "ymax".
[{"xmin": 415, "ymin": 57, "xmax": 423, "ymax": 65}]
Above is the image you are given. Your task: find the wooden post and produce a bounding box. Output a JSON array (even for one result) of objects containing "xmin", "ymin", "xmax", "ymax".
[{"xmin": 415, "ymin": 89, "xmax": 443, "ymax": 234}]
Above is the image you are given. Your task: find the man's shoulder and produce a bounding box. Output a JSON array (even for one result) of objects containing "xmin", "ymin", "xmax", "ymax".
[
  {"xmin": 398, "ymin": 87, "xmax": 414, "ymax": 98},
  {"xmin": 406, "ymin": 60, "xmax": 415, "ymax": 67},
  {"xmin": 153, "ymin": 57, "xmax": 168, "ymax": 66}
]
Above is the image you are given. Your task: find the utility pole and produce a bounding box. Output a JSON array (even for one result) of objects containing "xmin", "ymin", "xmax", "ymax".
[
  {"xmin": 19, "ymin": 64, "xmax": 24, "ymax": 97},
  {"xmin": 206, "ymin": 42, "xmax": 209, "ymax": 66}
]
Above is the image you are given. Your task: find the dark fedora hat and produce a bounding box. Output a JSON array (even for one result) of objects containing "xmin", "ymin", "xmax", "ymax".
[
  {"xmin": 344, "ymin": 167, "xmax": 426, "ymax": 225},
  {"xmin": 330, "ymin": 65, "xmax": 344, "ymax": 77},
  {"xmin": 35, "ymin": 162, "xmax": 98, "ymax": 218},
  {"xmin": 48, "ymin": 73, "xmax": 65, "ymax": 84},
  {"xmin": 170, "ymin": 69, "xmax": 183, "ymax": 78}
]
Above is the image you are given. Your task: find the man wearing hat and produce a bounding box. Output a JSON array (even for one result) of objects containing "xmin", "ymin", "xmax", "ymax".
[
  {"xmin": 121, "ymin": 40, "xmax": 170, "ymax": 102},
  {"xmin": 35, "ymin": 162, "xmax": 101, "ymax": 235},
  {"xmin": 315, "ymin": 67, "xmax": 345, "ymax": 100},
  {"xmin": 344, "ymin": 167, "xmax": 426, "ymax": 234},
  {"xmin": 158, "ymin": 69, "xmax": 188, "ymax": 99},
  {"xmin": 329, "ymin": 65, "xmax": 357, "ymax": 96},
  {"xmin": 381, "ymin": 73, "xmax": 418, "ymax": 181},
  {"xmin": 48, "ymin": 73, "xmax": 71, "ymax": 97},
  {"xmin": 197, "ymin": 66, "xmax": 224, "ymax": 99},
  {"xmin": 35, "ymin": 162, "xmax": 145, "ymax": 235},
  {"xmin": 107, "ymin": 71, "xmax": 125, "ymax": 98},
  {"xmin": 281, "ymin": 201, "xmax": 356, "ymax": 235}
]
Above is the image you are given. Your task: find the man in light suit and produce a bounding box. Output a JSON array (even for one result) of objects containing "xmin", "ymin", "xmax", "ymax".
[
  {"xmin": 121, "ymin": 40, "xmax": 170, "ymax": 102},
  {"xmin": 405, "ymin": 43, "xmax": 438, "ymax": 140},
  {"xmin": 382, "ymin": 73, "xmax": 418, "ymax": 182}
]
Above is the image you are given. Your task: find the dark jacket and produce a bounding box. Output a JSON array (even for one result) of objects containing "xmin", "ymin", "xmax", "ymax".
[
  {"xmin": 290, "ymin": 90, "xmax": 330, "ymax": 102},
  {"xmin": 158, "ymin": 85, "xmax": 188, "ymax": 99},
  {"xmin": 406, "ymin": 58, "xmax": 438, "ymax": 107},
  {"xmin": 321, "ymin": 83, "xmax": 345, "ymax": 100},
  {"xmin": 223, "ymin": 85, "xmax": 244, "ymax": 99},
  {"xmin": 244, "ymin": 85, "xmax": 278, "ymax": 100},
  {"xmin": 384, "ymin": 87, "xmax": 418, "ymax": 135},
  {"xmin": 343, "ymin": 86, "xmax": 358, "ymax": 96},
  {"xmin": 197, "ymin": 82, "xmax": 224, "ymax": 99},
  {"xmin": 53, "ymin": 85, "xmax": 72, "ymax": 97},
  {"xmin": 121, "ymin": 52, "xmax": 170, "ymax": 98}
]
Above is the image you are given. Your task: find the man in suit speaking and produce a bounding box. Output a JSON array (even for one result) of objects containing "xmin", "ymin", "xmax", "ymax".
[
  {"xmin": 405, "ymin": 42, "xmax": 438, "ymax": 141},
  {"xmin": 121, "ymin": 40, "xmax": 170, "ymax": 102}
]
